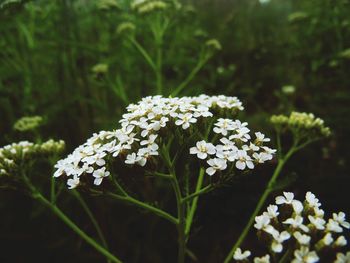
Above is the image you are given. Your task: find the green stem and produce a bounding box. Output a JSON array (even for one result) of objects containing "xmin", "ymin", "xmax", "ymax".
[
  {"xmin": 182, "ymin": 184, "xmax": 212, "ymax": 203},
  {"xmin": 73, "ymin": 190, "xmax": 110, "ymax": 260},
  {"xmin": 223, "ymin": 147, "xmax": 296, "ymax": 263},
  {"xmin": 184, "ymin": 167, "xmax": 205, "ymax": 238},
  {"xmin": 22, "ymin": 175, "xmax": 122, "ymax": 263},
  {"xmin": 155, "ymin": 37, "xmax": 163, "ymax": 94},
  {"xmin": 50, "ymin": 175, "xmax": 55, "ymax": 203},
  {"xmin": 128, "ymin": 37, "xmax": 156, "ymax": 71},
  {"xmin": 170, "ymin": 173, "xmax": 186, "ymax": 263},
  {"xmin": 104, "ymin": 192, "xmax": 178, "ymax": 225},
  {"xmin": 171, "ymin": 55, "xmax": 210, "ymax": 97}
]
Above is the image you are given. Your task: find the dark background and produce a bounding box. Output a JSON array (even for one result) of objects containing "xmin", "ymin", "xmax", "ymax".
[{"xmin": 1, "ymin": 0, "xmax": 349, "ymax": 262}]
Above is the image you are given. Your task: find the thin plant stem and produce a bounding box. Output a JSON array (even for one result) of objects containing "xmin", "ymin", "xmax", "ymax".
[
  {"xmin": 182, "ymin": 184, "xmax": 213, "ymax": 203},
  {"xmin": 72, "ymin": 190, "xmax": 110, "ymax": 260},
  {"xmin": 155, "ymin": 41, "xmax": 163, "ymax": 94},
  {"xmin": 171, "ymin": 54, "xmax": 210, "ymax": 97},
  {"xmin": 170, "ymin": 173, "xmax": 186, "ymax": 263},
  {"xmin": 128, "ymin": 37, "xmax": 156, "ymax": 71},
  {"xmin": 184, "ymin": 167, "xmax": 205, "ymax": 238},
  {"xmin": 104, "ymin": 191, "xmax": 178, "ymax": 225},
  {"xmin": 223, "ymin": 146, "xmax": 297, "ymax": 263},
  {"xmin": 22, "ymin": 174, "xmax": 122, "ymax": 263},
  {"xmin": 50, "ymin": 175, "xmax": 55, "ymax": 204},
  {"xmin": 153, "ymin": 13, "xmax": 164, "ymax": 95}
]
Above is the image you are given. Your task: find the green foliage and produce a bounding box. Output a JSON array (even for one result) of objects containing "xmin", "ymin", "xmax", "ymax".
[{"xmin": 1, "ymin": 0, "xmax": 350, "ymax": 262}]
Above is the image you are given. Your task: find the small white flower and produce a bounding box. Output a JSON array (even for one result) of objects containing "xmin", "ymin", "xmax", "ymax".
[
  {"xmin": 276, "ymin": 192, "xmax": 295, "ymax": 205},
  {"xmin": 308, "ymin": 215, "xmax": 326, "ymax": 230},
  {"xmin": 292, "ymin": 247, "xmax": 319, "ymax": 263},
  {"xmin": 230, "ymin": 126, "xmax": 251, "ymax": 142},
  {"xmin": 125, "ymin": 152, "xmax": 140, "ymax": 165},
  {"xmin": 255, "ymin": 132, "xmax": 270, "ymax": 143},
  {"xmin": 67, "ymin": 175, "xmax": 80, "ymax": 189},
  {"xmin": 283, "ymin": 215, "xmax": 309, "ymax": 232},
  {"xmin": 333, "ymin": 212, "xmax": 350, "ymax": 229},
  {"xmin": 263, "ymin": 205, "xmax": 279, "ymax": 219},
  {"xmin": 321, "ymin": 232, "xmax": 333, "ymax": 246},
  {"xmin": 235, "ymin": 150, "xmax": 254, "ymax": 170},
  {"xmin": 254, "ymin": 215, "xmax": 270, "ymax": 230},
  {"xmin": 254, "ymin": 255, "xmax": 270, "ymax": 263},
  {"xmin": 233, "ymin": 248, "xmax": 251, "ymax": 260},
  {"xmin": 175, "ymin": 113, "xmax": 197, "ymax": 129},
  {"xmin": 314, "ymin": 207, "xmax": 325, "ymax": 218},
  {"xmin": 253, "ymin": 152, "xmax": 272, "ymax": 163},
  {"xmin": 292, "ymin": 200, "xmax": 304, "ymax": 214},
  {"xmin": 271, "ymin": 231, "xmax": 291, "ymax": 253},
  {"xmin": 206, "ymin": 158, "xmax": 227, "ymax": 175},
  {"xmin": 213, "ymin": 118, "xmax": 235, "ymax": 136},
  {"xmin": 305, "ymin": 192, "xmax": 321, "ymax": 208},
  {"xmin": 335, "ymin": 252, "xmax": 350, "ymax": 263},
  {"xmin": 326, "ymin": 219, "xmax": 343, "ymax": 233},
  {"xmin": 335, "ymin": 236, "xmax": 347, "ymax": 247},
  {"xmin": 92, "ymin": 167, "xmax": 110, "ymax": 185},
  {"xmin": 293, "ymin": 231, "xmax": 311, "ymax": 246},
  {"xmin": 190, "ymin": 140, "xmax": 216, "ymax": 159}
]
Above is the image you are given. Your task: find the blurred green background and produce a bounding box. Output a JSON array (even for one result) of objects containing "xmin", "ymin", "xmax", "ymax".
[{"xmin": 1, "ymin": 0, "xmax": 350, "ymax": 262}]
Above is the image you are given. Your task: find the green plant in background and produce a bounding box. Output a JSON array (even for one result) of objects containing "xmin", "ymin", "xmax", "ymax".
[{"xmin": 1, "ymin": 0, "xmax": 350, "ymax": 262}]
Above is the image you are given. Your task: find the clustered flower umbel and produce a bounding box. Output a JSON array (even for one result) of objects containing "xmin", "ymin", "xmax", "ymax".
[
  {"xmin": 271, "ymin": 112, "xmax": 331, "ymax": 138},
  {"xmin": 0, "ymin": 140, "xmax": 65, "ymax": 177},
  {"xmin": 131, "ymin": 0, "xmax": 168, "ymax": 14},
  {"xmin": 233, "ymin": 192, "xmax": 350, "ymax": 263},
  {"xmin": 54, "ymin": 95, "xmax": 275, "ymax": 189},
  {"xmin": 13, "ymin": 116, "xmax": 43, "ymax": 132}
]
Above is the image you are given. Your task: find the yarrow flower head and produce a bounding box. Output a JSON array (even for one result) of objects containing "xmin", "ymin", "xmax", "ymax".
[
  {"xmin": 270, "ymin": 111, "xmax": 331, "ymax": 139},
  {"xmin": 13, "ymin": 116, "xmax": 43, "ymax": 132},
  {"xmin": 131, "ymin": 0, "xmax": 168, "ymax": 14},
  {"xmin": 0, "ymin": 140, "xmax": 65, "ymax": 179},
  {"xmin": 234, "ymin": 191, "xmax": 350, "ymax": 262},
  {"xmin": 53, "ymin": 95, "xmax": 273, "ymax": 189}
]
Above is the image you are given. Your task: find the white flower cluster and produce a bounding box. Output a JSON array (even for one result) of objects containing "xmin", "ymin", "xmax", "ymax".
[
  {"xmin": 234, "ymin": 192, "xmax": 350, "ymax": 263},
  {"xmin": 271, "ymin": 112, "xmax": 331, "ymax": 138},
  {"xmin": 54, "ymin": 95, "xmax": 247, "ymax": 189},
  {"xmin": 190, "ymin": 128, "xmax": 275, "ymax": 176},
  {"xmin": 0, "ymin": 140, "xmax": 65, "ymax": 177}
]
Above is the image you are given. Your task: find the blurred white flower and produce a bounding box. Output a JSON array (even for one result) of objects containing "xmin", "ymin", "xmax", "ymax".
[
  {"xmin": 305, "ymin": 192, "xmax": 321, "ymax": 208},
  {"xmin": 253, "ymin": 254, "xmax": 270, "ymax": 263},
  {"xmin": 283, "ymin": 215, "xmax": 309, "ymax": 233},
  {"xmin": 276, "ymin": 192, "xmax": 296, "ymax": 205},
  {"xmin": 333, "ymin": 212, "xmax": 350, "ymax": 229},
  {"xmin": 293, "ymin": 231, "xmax": 311, "ymax": 246},
  {"xmin": 67, "ymin": 175, "xmax": 80, "ymax": 189},
  {"xmin": 291, "ymin": 247, "xmax": 319, "ymax": 263},
  {"xmin": 233, "ymin": 248, "xmax": 251, "ymax": 260}
]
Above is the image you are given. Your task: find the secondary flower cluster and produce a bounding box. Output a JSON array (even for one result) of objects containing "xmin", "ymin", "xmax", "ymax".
[
  {"xmin": 233, "ymin": 192, "xmax": 350, "ymax": 262},
  {"xmin": 271, "ymin": 112, "xmax": 331, "ymax": 138},
  {"xmin": 190, "ymin": 127, "xmax": 275, "ymax": 176},
  {"xmin": 13, "ymin": 116, "xmax": 43, "ymax": 132},
  {"xmin": 131, "ymin": 0, "xmax": 168, "ymax": 14},
  {"xmin": 0, "ymin": 140, "xmax": 65, "ymax": 177},
  {"xmin": 53, "ymin": 95, "xmax": 255, "ymax": 189}
]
